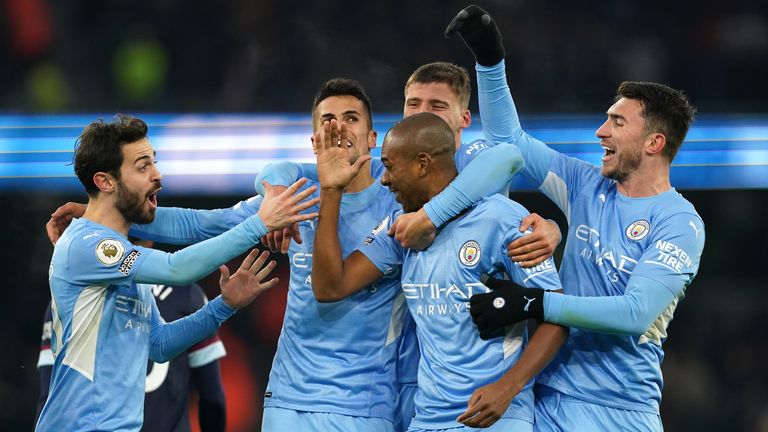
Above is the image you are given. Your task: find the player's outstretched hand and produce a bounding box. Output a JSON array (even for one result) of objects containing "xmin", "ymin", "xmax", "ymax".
[
  {"xmin": 444, "ymin": 4, "xmax": 505, "ymax": 66},
  {"xmin": 507, "ymin": 213, "xmax": 561, "ymax": 268},
  {"xmin": 457, "ymin": 379, "xmax": 517, "ymax": 428},
  {"xmin": 314, "ymin": 119, "xmax": 371, "ymax": 191},
  {"xmin": 470, "ymin": 274, "xmax": 545, "ymax": 339},
  {"xmin": 387, "ymin": 208, "xmax": 436, "ymax": 250},
  {"xmin": 257, "ymin": 178, "xmax": 319, "ymax": 232},
  {"xmin": 45, "ymin": 202, "xmax": 87, "ymax": 245},
  {"xmin": 219, "ymin": 249, "xmax": 279, "ymax": 309}
]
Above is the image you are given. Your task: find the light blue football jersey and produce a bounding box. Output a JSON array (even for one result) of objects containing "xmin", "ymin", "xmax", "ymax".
[
  {"xmin": 38, "ymin": 219, "xmax": 156, "ymax": 431},
  {"xmin": 37, "ymin": 218, "xmax": 240, "ymax": 431},
  {"xmin": 359, "ymin": 195, "xmax": 562, "ymax": 430},
  {"xmin": 515, "ymin": 133, "xmax": 705, "ymax": 413},
  {"xmin": 370, "ymin": 140, "xmax": 495, "ymax": 389},
  {"xmin": 263, "ymin": 179, "xmax": 406, "ymax": 420}
]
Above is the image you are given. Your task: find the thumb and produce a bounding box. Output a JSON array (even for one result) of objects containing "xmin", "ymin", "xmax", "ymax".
[
  {"xmin": 444, "ymin": 8, "xmax": 469, "ymax": 38},
  {"xmin": 218, "ymin": 264, "xmax": 230, "ymax": 283},
  {"xmin": 261, "ymin": 180, "xmax": 272, "ymax": 196},
  {"xmin": 351, "ymin": 154, "xmax": 372, "ymax": 173}
]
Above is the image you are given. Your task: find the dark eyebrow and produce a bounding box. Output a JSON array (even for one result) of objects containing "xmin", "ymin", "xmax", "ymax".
[
  {"xmin": 607, "ymin": 113, "xmax": 626, "ymax": 122},
  {"xmin": 134, "ymin": 151, "xmax": 155, "ymax": 164},
  {"xmin": 320, "ymin": 110, "xmax": 361, "ymax": 120}
]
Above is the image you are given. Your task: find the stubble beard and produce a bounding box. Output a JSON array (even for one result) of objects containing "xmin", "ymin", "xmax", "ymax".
[{"xmin": 115, "ymin": 180, "xmax": 157, "ymax": 224}]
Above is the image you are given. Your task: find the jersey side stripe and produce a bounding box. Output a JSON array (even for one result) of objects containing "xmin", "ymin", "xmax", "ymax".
[
  {"xmin": 541, "ymin": 172, "xmax": 570, "ymax": 224},
  {"xmin": 63, "ymin": 285, "xmax": 108, "ymax": 381}
]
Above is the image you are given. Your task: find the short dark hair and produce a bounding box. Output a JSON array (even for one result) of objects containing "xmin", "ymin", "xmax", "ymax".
[
  {"xmin": 616, "ymin": 81, "xmax": 696, "ymax": 161},
  {"xmin": 74, "ymin": 114, "xmax": 148, "ymax": 196},
  {"xmin": 405, "ymin": 62, "xmax": 471, "ymax": 109},
  {"xmin": 312, "ymin": 78, "xmax": 373, "ymax": 129}
]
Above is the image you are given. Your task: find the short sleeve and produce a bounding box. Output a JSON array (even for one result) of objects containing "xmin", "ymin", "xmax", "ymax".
[{"xmin": 357, "ymin": 211, "xmax": 404, "ymax": 275}]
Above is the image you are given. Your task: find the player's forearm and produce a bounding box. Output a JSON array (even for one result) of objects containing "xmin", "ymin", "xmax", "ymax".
[
  {"xmin": 501, "ymin": 321, "xmax": 568, "ymax": 394},
  {"xmin": 423, "ymin": 143, "xmax": 524, "ymax": 227},
  {"xmin": 311, "ymin": 189, "xmax": 346, "ymax": 302},
  {"xmin": 477, "ymin": 60, "xmax": 522, "ymax": 146},
  {"xmin": 544, "ymin": 276, "xmax": 676, "ymax": 335},
  {"xmin": 130, "ymin": 199, "xmax": 258, "ymax": 245},
  {"xmin": 254, "ymin": 161, "xmax": 317, "ymax": 195},
  {"xmin": 149, "ymin": 296, "xmax": 235, "ymax": 363},
  {"xmin": 135, "ymin": 215, "xmax": 267, "ymax": 285}
]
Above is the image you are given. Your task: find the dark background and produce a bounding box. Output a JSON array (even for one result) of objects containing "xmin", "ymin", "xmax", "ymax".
[{"xmin": 2, "ymin": 0, "xmax": 767, "ymax": 431}]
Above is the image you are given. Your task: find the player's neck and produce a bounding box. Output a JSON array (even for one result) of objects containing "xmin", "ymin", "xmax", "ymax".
[
  {"xmin": 82, "ymin": 196, "xmax": 131, "ymax": 236},
  {"xmin": 425, "ymin": 170, "xmax": 459, "ymax": 202},
  {"xmin": 617, "ymin": 167, "xmax": 671, "ymax": 198},
  {"xmin": 343, "ymin": 160, "xmax": 375, "ymax": 193}
]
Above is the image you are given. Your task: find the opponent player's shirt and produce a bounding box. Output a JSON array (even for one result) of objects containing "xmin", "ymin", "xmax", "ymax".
[
  {"xmin": 37, "ymin": 284, "xmax": 226, "ymax": 432},
  {"xmin": 263, "ymin": 179, "xmax": 405, "ymax": 420},
  {"xmin": 37, "ymin": 218, "xmax": 233, "ymax": 432},
  {"xmin": 514, "ymin": 133, "xmax": 705, "ymax": 413},
  {"xmin": 143, "ymin": 283, "xmax": 225, "ymax": 432},
  {"xmin": 359, "ymin": 195, "xmax": 562, "ymax": 430}
]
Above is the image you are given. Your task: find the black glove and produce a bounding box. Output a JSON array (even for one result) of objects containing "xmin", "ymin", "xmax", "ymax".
[
  {"xmin": 469, "ymin": 274, "xmax": 546, "ymax": 340},
  {"xmin": 444, "ymin": 5, "xmax": 505, "ymax": 66}
]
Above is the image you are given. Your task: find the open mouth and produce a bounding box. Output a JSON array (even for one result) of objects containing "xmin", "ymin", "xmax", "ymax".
[
  {"xmin": 601, "ymin": 145, "xmax": 616, "ymax": 162},
  {"xmin": 147, "ymin": 188, "xmax": 161, "ymax": 209}
]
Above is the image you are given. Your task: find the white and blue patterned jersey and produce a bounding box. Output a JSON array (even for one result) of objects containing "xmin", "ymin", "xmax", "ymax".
[
  {"xmin": 37, "ymin": 218, "xmax": 238, "ymax": 431},
  {"xmin": 515, "ymin": 132, "xmax": 705, "ymax": 413},
  {"xmin": 263, "ymin": 179, "xmax": 406, "ymax": 420},
  {"xmin": 359, "ymin": 195, "xmax": 562, "ymax": 430}
]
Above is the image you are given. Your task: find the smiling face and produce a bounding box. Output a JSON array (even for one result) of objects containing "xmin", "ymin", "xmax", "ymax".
[
  {"xmin": 403, "ymin": 82, "xmax": 470, "ymax": 147},
  {"xmin": 114, "ymin": 138, "xmax": 162, "ymax": 224},
  {"xmin": 380, "ymin": 138, "xmax": 423, "ymax": 213},
  {"xmin": 595, "ymin": 97, "xmax": 647, "ymax": 182},
  {"xmin": 313, "ymin": 95, "xmax": 376, "ymax": 164}
]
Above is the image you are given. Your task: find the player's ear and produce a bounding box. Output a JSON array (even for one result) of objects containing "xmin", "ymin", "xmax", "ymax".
[
  {"xmin": 461, "ymin": 109, "xmax": 471, "ymax": 129},
  {"xmin": 416, "ymin": 152, "xmax": 431, "ymax": 175},
  {"xmin": 93, "ymin": 172, "xmax": 114, "ymax": 192},
  {"xmin": 645, "ymin": 132, "xmax": 666, "ymax": 156},
  {"xmin": 310, "ymin": 135, "xmax": 318, "ymax": 155},
  {"xmin": 368, "ymin": 130, "xmax": 377, "ymax": 149}
]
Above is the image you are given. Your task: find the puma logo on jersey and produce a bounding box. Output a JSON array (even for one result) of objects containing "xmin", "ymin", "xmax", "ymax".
[
  {"xmin": 598, "ymin": 193, "xmax": 606, "ymax": 203},
  {"xmin": 688, "ymin": 221, "xmax": 701, "ymax": 238}
]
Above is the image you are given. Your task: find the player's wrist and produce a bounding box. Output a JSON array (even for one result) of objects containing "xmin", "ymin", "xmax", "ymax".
[
  {"xmin": 320, "ymin": 187, "xmax": 344, "ymax": 198},
  {"xmin": 416, "ymin": 208, "xmax": 436, "ymax": 229}
]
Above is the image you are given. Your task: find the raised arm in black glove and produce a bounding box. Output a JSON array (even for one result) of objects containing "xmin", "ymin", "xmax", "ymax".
[
  {"xmin": 444, "ymin": 4, "xmax": 505, "ymax": 66},
  {"xmin": 469, "ymin": 274, "xmax": 548, "ymax": 339}
]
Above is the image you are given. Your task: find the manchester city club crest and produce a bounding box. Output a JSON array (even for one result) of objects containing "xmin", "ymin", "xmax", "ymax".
[
  {"xmin": 459, "ymin": 240, "xmax": 481, "ymax": 266},
  {"xmin": 625, "ymin": 220, "xmax": 650, "ymax": 241},
  {"xmin": 96, "ymin": 238, "xmax": 125, "ymax": 265}
]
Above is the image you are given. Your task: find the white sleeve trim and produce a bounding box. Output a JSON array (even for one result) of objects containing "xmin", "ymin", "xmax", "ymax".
[
  {"xmin": 37, "ymin": 349, "xmax": 54, "ymax": 368},
  {"xmin": 188, "ymin": 341, "xmax": 226, "ymax": 368}
]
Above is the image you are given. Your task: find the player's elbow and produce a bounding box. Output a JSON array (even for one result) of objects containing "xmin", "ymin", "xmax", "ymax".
[
  {"xmin": 501, "ymin": 143, "xmax": 525, "ymax": 174},
  {"xmin": 148, "ymin": 349, "xmax": 173, "ymax": 364},
  {"xmin": 312, "ymin": 286, "xmax": 345, "ymax": 303},
  {"xmin": 311, "ymin": 277, "xmax": 350, "ymax": 303}
]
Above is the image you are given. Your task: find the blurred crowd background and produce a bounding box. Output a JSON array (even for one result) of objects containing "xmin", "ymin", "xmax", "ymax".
[{"xmin": 2, "ymin": 1, "xmax": 767, "ymax": 431}]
